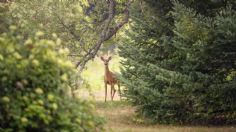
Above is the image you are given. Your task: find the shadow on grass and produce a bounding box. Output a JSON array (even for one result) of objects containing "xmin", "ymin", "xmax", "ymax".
[
  {"xmin": 94, "ymin": 100, "xmax": 236, "ymax": 132},
  {"xmin": 95, "ymin": 100, "xmax": 130, "ymax": 109}
]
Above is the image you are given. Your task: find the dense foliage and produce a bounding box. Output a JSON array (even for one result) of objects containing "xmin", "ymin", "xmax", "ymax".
[
  {"xmin": 1, "ymin": 1, "xmax": 131, "ymax": 130},
  {"xmin": 119, "ymin": 0, "xmax": 236, "ymax": 124},
  {"xmin": 9, "ymin": 0, "xmax": 131, "ymax": 70},
  {"xmin": 0, "ymin": 30, "xmax": 104, "ymax": 131},
  {"xmin": 0, "ymin": 2, "xmax": 10, "ymax": 33}
]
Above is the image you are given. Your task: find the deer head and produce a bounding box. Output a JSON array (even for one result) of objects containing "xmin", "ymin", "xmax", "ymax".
[{"xmin": 100, "ymin": 56, "xmax": 112, "ymax": 66}]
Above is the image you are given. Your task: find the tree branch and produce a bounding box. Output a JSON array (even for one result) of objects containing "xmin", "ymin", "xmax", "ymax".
[
  {"xmin": 55, "ymin": 13, "xmax": 89, "ymax": 54},
  {"xmin": 76, "ymin": 0, "xmax": 132, "ymax": 71}
]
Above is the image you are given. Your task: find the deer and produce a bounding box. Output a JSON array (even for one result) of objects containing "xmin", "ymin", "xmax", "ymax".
[{"xmin": 100, "ymin": 56, "xmax": 121, "ymax": 102}]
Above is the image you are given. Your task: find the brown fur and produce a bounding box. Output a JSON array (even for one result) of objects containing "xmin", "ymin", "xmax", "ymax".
[{"xmin": 101, "ymin": 56, "xmax": 121, "ymax": 102}]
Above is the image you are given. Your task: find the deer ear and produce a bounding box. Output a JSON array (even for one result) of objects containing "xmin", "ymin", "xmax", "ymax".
[
  {"xmin": 108, "ymin": 56, "xmax": 112, "ymax": 61},
  {"xmin": 100, "ymin": 56, "xmax": 105, "ymax": 61}
]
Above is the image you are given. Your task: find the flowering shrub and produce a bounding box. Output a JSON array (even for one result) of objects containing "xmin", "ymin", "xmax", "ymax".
[{"xmin": 0, "ymin": 30, "xmax": 104, "ymax": 131}]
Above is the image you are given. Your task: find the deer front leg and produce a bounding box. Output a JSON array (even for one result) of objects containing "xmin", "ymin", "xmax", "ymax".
[{"xmin": 105, "ymin": 82, "xmax": 107, "ymax": 102}]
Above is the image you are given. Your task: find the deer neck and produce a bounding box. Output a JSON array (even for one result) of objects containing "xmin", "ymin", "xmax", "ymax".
[{"xmin": 105, "ymin": 65, "xmax": 111, "ymax": 76}]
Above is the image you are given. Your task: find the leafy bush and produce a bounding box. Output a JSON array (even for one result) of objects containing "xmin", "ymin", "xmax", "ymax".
[{"xmin": 0, "ymin": 30, "xmax": 104, "ymax": 131}]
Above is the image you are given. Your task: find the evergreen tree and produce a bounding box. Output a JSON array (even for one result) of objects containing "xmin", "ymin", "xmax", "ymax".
[{"xmin": 119, "ymin": 0, "xmax": 236, "ymax": 124}]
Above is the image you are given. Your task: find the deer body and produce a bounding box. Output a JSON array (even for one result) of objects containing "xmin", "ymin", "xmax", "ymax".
[
  {"xmin": 104, "ymin": 67, "xmax": 117, "ymax": 85},
  {"xmin": 101, "ymin": 56, "xmax": 121, "ymax": 102}
]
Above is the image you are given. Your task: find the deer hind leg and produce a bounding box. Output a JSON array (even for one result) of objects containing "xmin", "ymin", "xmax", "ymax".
[
  {"xmin": 112, "ymin": 84, "xmax": 116, "ymax": 100},
  {"xmin": 105, "ymin": 83, "xmax": 107, "ymax": 102},
  {"xmin": 110, "ymin": 84, "xmax": 113, "ymax": 101},
  {"xmin": 118, "ymin": 83, "xmax": 121, "ymax": 100}
]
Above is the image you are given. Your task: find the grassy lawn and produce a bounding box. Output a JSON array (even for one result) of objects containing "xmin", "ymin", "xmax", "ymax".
[{"xmin": 95, "ymin": 101, "xmax": 236, "ymax": 132}]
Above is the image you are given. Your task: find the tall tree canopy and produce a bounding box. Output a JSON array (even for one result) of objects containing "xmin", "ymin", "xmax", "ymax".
[{"xmin": 8, "ymin": 0, "xmax": 131, "ymax": 71}]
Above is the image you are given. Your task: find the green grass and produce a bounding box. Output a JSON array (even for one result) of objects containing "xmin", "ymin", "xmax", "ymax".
[
  {"xmin": 95, "ymin": 100, "xmax": 130, "ymax": 109},
  {"xmin": 95, "ymin": 100, "xmax": 236, "ymax": 132}
]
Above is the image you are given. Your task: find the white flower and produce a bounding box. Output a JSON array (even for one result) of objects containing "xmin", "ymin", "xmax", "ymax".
[
  {"xmin": 21, "ymin": 117, "xmax": 28, "ymax": 123},
  {"xmin": 13, "ymin": 52, "xmax": 22, "ymax": 59},
  {"xmin": 0, "ymin": 54, "xmax": 3, "ymax": 60},
  {"xmin": 61, "ymin": 74, "xmax": 68, "ymax": 81},
  {"xmin": 32, "ymin": 59, "xmax": 39, "ymax": 66},
  {"xmin": 35, "ymin": 31, "xmax": 44, "ymax": 37},
  {"xmin": 56, "ymin": 38, "xmax": 61, "ymax": 45},
  {"xmin": 52, "ymin": 33, "xmax": 57, "ymax": 38},
  {"xmin": 35, "ymin": 88, "xmax": 43, "ymax": 94},
  {"xmin": 24, "ymin": 39, "xmax": 33, "ymax": 45},
  {"xmin": 1, "ymin": 96, "xmax": 10, "ymax": 103},
  {"xmin": 9, "ymin": 25, "xmax": 17, "ymax": 31}
]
